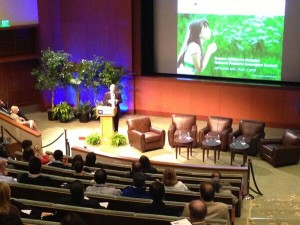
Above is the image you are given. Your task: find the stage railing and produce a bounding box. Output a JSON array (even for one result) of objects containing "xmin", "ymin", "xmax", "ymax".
[{"xmin": 1, "ymin": 126, "xmax": 70, "ymax": 156}]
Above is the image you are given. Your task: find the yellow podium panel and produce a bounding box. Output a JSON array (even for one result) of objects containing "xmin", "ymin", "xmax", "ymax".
[{"xmin": 97, "ymin": 106, "xmax": 117, "ymax": 145}]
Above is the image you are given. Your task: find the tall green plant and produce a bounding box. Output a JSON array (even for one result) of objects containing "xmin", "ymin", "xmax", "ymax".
[{"xmin": 31, "ymin": 48, "xmax": 73, "ymax": 110}]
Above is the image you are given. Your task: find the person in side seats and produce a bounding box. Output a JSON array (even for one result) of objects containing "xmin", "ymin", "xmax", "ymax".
[
  {"xmin": 122, "ymin": 172, "xmax": 151, "ymax": 199},
  {"xmin": 22, "ymin": 147, "xmax": 35, "ymax": 162},
  {"xmin": 162, "ymin": 168, "xmax": 189, "ymax": 191},
  {"xmin": 0, "ymin": 182, "xmax": 23, "ymax": 225},
  {"xmin": 0, "ymin": 99, "xmax": 28, "ymax": 120},
  {"xmin": 17, "ymin": 156, "xmax": 56, "ymax": 187},
  {"xmin": 10, "ymin": 106, "xmax": 40, "ymax": 132},
  {"xmin": 182, "ymin": 181, "xmax": 231, "ymax": 225},
  {"xmin": 141, "ymin": 180, "xmax": 180, "ymax": 216},
  {"xmin": 0, "ymin": 158, "xmax": 16, "ymax": 183},
  {"xmin": 47, "ymin": 150, "xmax": 69, "ymax": 169},
  {"xmin": 189, "ymin": 200, "xmax": 207, "ymax": 225},
  {"xmin": 139, "ymin": 155, "xmax": 157, "ymax": 174},
  {"xmin": 86, "ymin": 169, "xmax": 122, "ymax": 196}
]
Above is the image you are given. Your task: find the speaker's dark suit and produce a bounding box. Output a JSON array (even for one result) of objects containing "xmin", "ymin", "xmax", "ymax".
[{"xmin": 103, "ymin": 91, "xmax": 122, "ymax": 132}]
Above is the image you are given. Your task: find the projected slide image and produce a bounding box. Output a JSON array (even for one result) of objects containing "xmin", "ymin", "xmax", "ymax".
[{"xmin": 177, "ymin": 0, "xmax": 285, "ymax": 81}]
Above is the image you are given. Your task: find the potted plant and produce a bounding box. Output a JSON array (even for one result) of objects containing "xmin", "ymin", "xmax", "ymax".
[
  {"xmin": 76, "ymin": 101, "xmax": 92, "ymax": 123},
  {"xmin": 31, "ymin": 48, "xmax": 73, "ymax": 120},
  {"xmin": 111, "ymin": 132, "xmax": 127, "ymax": 147},
  {"xmin": 52, "ymin": 101, "xmax": 73, "ymax": 123},
  {"xmin": 86, "ymin": 133, "xmax": 101, "ymax": 146}
]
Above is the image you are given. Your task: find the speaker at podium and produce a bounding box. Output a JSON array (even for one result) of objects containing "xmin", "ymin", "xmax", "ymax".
[{"xmin": 97, "ymin": 106, "xmax": 117, "ymax": 145}]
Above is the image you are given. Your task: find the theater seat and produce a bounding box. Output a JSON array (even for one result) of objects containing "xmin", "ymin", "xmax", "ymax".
[
  {"xmin": 126, "ymin": 117, "xmax": 165, "ymax": 152},
  {"xmin": 259, "ymin": 129, "xmax": 300, "ymax": 167}
]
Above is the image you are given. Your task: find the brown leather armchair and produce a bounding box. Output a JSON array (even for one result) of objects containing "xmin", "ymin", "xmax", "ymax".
[
  {"xmin": 168, "ymin": 114, "xmax": 197, "ymax": 148},
  {"xmin": 259, "ymin": 129, "xmax": 300, "ymax": 167},
  {"xmin": 228, "ymin": 120, "xmax": 265, "ymax": 156},
  {"xmin": 126, "ymin": 117, "xmax": 165, "ymax": 152},
  {"xmin": 199, "ymin": 116, "xmax": 233, "ymax": 151}
]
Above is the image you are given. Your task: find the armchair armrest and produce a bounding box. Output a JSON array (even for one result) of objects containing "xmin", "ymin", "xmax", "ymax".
[
  {"xmin": 191, "ymin": 124, "xmax": 197, "ymax": 133},
  {"xmin": 259, "ymin": 138, "xmax": 282, "ymax": 145},
  {"xmin": 221, "ymin": 127, "xmax": 233, "ymax": 135},
  {"xmin": 199, "ymin": 126, "xmax": 210, "ymax": 144},
  {"xmin": 252, "ymin": 132, "xmax": 265, "ymax": 140},
  {"xmin": 228, "ymin": 130, "xmax": 241, "ymax": 143},
  {"xmin": 168, "ymin": 124, "xmax": 176, "ymax": 147},
  {"xmin": 128, "ymin": 130, "xmax": 145, "ymax": 150},
  {"xmin": 150, "ymin": 127, "xmax": 164, "ymax": 135}
]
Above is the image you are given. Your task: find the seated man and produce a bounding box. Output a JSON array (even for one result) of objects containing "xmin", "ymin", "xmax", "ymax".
[
  {"xmin": 122, "ymin": 172, "xmax": 151, "ymax": 199},
  {"xmin": 182, "ymin": 181, "xmax": 231, "ymax": 225},
  {"xmin": 47, "ymin": 150, "xmax": 69, "ymax": 169},
  {"xmin": 141, "ymin": 181, "xmax": 180, "ymax": 216},
  {"xmin": 10, "ymin": 105, "xmax": 40, "ymax": 132},
  {"xmin": 17, "ymin": 156, "xmax": 56, "ymax": 187},
  {"xmin": 86, "ymin": 169, "xmax": 122, "ymax": 196},
  {"xmin": 189, "ymin": 200, "xmax": 207, "ymax": 225}
]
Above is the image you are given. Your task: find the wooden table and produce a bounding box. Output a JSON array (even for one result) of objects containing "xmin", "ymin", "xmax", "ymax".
[
  {"xmin": 174, "ymin": 137, "xmax": 193, "ymax": 160},
  {"xmin": 201, "ymin": 139, "xmax": 221, "ymax": 164},
  {"xmin": 230, "ymin": 142, "xmax": 250, "ymax": 166}
]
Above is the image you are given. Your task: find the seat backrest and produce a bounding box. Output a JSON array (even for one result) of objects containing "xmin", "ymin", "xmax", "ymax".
[
  {"xmin": 208, "ymin": 116, "xmax": 232, "ymax": 132},
  {"xmin": 282, "ymin": 129, "xmax": 300, "ymax": 146},
  {"xmin": 172, "ymin": 114, "xmax": 196, "ymax": 130},
  {"xmin": 127, "ymin": 117, "xmax": 151, "ymax": 133},
  {"xmin": 239, "ymin": 120, "xmax": 265, "ymax": 136}
]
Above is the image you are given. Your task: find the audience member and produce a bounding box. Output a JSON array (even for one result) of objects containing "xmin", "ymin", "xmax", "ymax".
[
  {"xmin": 0, "ymin": 99, "xmax": 28, "ymax": 120},
  {"xmin": 22, "ymin": 147, "xmax": 35, "ymax": 162},
  {"xmin": 124, "ymin": 161, "xmax": 141, "ymax": 178},
  {"xmin": 141, "ymin": 181, "xmax": 180, "ymax": 216},
  {"xmin": 189, "ymin": 200, "xmax": 207, "ymax": 225},
  {"xmin": 72, "ymin": 154, "xmax": 91, "ymax": 173},
  {"xmin": 182, "ymin": 181, "xmax": 231, "ymax": 225},
  {"xmin": 0, "ymin": 143, "xmax": 9, "ymax": 159},
  {"xmin": 72, "ymin": 160, "xmax": 87, "ymax": 178},
  {"xmin": 86, "ymin": 169, "xmax": 122, "ymax": 196},
  {"xmin": 48, "ymin": 150, "xmax": 69, "ymax": 169},
  {"xmin": 0, "ymin": 181, "xmax": 23, "ymax": 225},
  {"xmin": 85, "ymin": 152, "xmax": 102, "ymax": 168},
  {"xmin": 139, "ymin": 155, "xmax": 157, "ymax": 174},
  {"xmin": 61, "ymin": 213, "xmax": 87, "ymax": 225},
  {"xmin": 17, "ymin": 156, "xmax": 56, "ymax": 187},
  {"xmin": 51, "ymin": 180, "xmax": 102, "ymax": 222},
  {"xmin": 122, "ymin": 172, "xmax": 151, "ymax": 199},
  {"xmin": 0, "ymin": 158, "xmax": 16, "ymax": 183},
  {"xmin": 10, "ymin": 105, "xmax": 40, "ymax": 132},
  {"xmin": 211, "ymin": 171, "xmax": 238, "ymax": 205},
  {"xmin": 21, "ymin": 140, "xmax": 50, "ymax": 165},
  {"xmin": 162, "ymin": 168, "xmax": 189, "ymax": 191}
]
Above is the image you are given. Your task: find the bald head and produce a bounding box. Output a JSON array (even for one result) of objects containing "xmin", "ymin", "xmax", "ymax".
[
  {"xmin": 189, "ymin": 200, "xmax": 207, "ymax": 223},
  {"xmin": 109, "ymin": 84, "xmax": 116, "ymax": 93},
  {"xmin": 10, "ymin": 105, "xmax": 19, "ymax": 114}
]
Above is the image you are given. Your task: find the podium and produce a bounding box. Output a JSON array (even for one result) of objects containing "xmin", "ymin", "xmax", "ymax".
[{"xmin": 97, "ymin": 106, "xmax": 117, "ymax": 145}]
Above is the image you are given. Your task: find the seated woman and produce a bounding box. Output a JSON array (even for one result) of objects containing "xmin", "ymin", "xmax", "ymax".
[
  {"xmin": 0, "ymin": 181, "xmax": 23, "ymax": 225},
  {"xmin": 162, "ymin": 168, "xmax": 189, "ymax": 191},
  {"xmin": 10, "ymin": 106, "xmax": 40, "ymax": 132}
]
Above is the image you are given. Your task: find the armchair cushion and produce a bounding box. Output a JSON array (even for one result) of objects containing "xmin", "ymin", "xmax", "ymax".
[
  {"xmin": 199, "ymin": 116, "xmax": 232, "ymax": 151},
  {"xmin": 168, "ymin": 114, "xmax": 197, "ymax": 147},
  {"xmin": 127, "ymin": 117, "xmax": 165, "ymax": 152}
]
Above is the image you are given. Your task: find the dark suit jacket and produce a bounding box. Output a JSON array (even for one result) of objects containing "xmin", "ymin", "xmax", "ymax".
[
  {"xmin": 17, "ymin": 173, "xmax": 56, "ymax": 187},
  {"xmin": 103, "ymin": 91, "xmax": 122, "ymax": 111}
]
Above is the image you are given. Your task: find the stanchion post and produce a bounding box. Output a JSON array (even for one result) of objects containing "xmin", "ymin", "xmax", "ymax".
[
  {"xmin": 65, "ymin": 129, "xmax": 70, "ymax": 156},
  {"xmin": 243, "ymin": 158, "xmax": 255, "ymax": 200}
]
